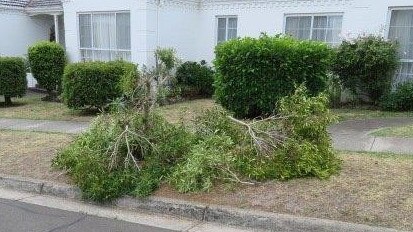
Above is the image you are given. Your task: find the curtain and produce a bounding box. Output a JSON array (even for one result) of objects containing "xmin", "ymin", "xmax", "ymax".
[
  {"xmin": 389, "ymin": 10, "xmax": 413, "ymax": 83},
  {"xmin": 217, "ymin": 18, "xmax": 227, "ymax": 43},
  {"xmin": 79, "ymin": 12, "xmax": 131, "ymax": 61},
  {"xmin": 227, "ymin": 18, "xmax": 238, "ymax": 40},
  {"xmin": 285, "ymin": 16, "xmax": 311, "ymax": 40}
]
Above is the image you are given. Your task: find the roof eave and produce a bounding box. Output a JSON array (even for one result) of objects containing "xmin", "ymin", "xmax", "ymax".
[{"xmin": 25, "ymin": 5, "xmax": 62, "ymax": 15}]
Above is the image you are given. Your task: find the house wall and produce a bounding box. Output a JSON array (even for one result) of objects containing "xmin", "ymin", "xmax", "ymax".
[
  {"xmin": 62, "ymin": 0, "xmax": 413, "ymax": 65},
  {"xmin": 0, "ymin": 8, "xmax": 51, "ymax": 57},
  {"xmin": 63, "ymin": 0, "xmax": 154, "ymax": 65}
]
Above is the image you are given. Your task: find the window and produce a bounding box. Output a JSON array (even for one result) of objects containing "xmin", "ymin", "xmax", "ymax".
[
  {"xmin": 388, "ymin": 9, "xmax": 413, "ymax": 83},
  {"xmin": 79, "ymin": 12, "xmax": 131, "ymax": 61},
  {"xmin": 217, "ymin": 16, "xmax": 238, "ymax": 43},
  {"xmin": 285, "ymin": 14, "xmax": 343, "ymax": 46}
]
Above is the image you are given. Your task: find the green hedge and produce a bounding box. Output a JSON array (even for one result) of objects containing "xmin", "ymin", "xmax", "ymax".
[
  {"xmin": 176, "ymin": 61, "xmax": 214, "ymax": 97},
  {"xmin": 214, "ymin": 35, "xmax": 333, "ymax": 118},
  {"xmin": 0, "ymin": 57, "xmax": 27, "ymax": 105},
  {"xmin": 332, "ymin": 36, "xmax": 399, "ymax": 104},
  {"xmin": 28, "ymin": 41, "xmax": 66, "ymax": 95},
  {"xmin": 62, "ymin": 61, "xmax": 137, "ymax": 110},
  {"xmin": 381, "ymin": 81, "xmax": 413, "ymax": 111}
]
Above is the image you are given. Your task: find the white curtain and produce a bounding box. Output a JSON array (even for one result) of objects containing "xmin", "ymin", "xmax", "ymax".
[
  {"xmin": 79, "ymin": 12, "xmax": 131, "ymax": 61},
  {"xmin": 227, "ymin": 17, "xmax": 238, "ymax": 40},
  {"xmin": 217, "ymin": 18, "xmax": 227, "ymax": 43},
  {"xmin": 389, "ymin": 10, "xmax": 413, "ymax": 83},
  {"xmin": 285, "ymin": 16, "xmax": 311, "ymax": 40}
]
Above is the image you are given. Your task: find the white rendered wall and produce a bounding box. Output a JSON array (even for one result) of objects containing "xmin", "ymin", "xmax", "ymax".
[
  {"xmin": 0, "ymin": 8, "xmax": 51, "ymax": 57},
  {"xmin": 63, "ymin": 0, "xmax": 154, "ymax": 65}
]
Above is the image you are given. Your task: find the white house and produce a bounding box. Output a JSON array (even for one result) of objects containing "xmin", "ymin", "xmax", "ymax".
[{"xmin": 0, "ymin": 0, "xmax": 412, "ymax": 83}]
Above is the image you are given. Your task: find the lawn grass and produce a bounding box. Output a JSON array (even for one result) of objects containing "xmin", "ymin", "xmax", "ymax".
[
  {"xmin": 0, "ymin": 130, "xmax": 73, "ymax": 183},
  {"xmin": 332, "ymin": 107, "xmax": 413, "ymax": 121},
  {"xmin": 156, "ymin": 151, "xmax": 413, "ymax": 231},
  {"xmin": 0, "ymin": 91, "xmax": 96, "ymax": 122},
  {"xmin": 370, "ymin": 124, "xmax": 413, "ymax": 138}
]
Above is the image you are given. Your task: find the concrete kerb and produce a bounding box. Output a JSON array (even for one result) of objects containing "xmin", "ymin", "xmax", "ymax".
[{"xmin": 0, "ymin": 174, "xmax": 401, "ymax": 232}]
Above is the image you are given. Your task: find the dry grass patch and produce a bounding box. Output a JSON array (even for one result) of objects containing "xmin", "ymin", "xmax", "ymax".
[
  {"xmin": 0, "ymin": 92, "xmax": 95, "ymax": 122},
  {"xmin": 0, "ymin": 130, "xmax": 74, "ymax": 183},
  {"xmin": 157, "ymin": 99, "xmax": 217, "ymax": 123},
  {"xmin": 155, "ymin": 152, "xmax": 413, "ymax": 231}
]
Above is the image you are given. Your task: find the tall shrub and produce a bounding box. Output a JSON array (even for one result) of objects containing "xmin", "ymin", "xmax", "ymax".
[
  {"xmin": 28, "ymin": 41, "xmax": 66, "ymax": 99},
  {"xmin": 0, "ymin": 57, "xmax": 27, "ymax": 105},
  {"xmin": 332, "ymin": 35, "xmax": 399, "ymax": 104},
  {"xmin": 381, "ymin": 81, "xmax": 413, "ymax": 111},
  {"xmin": 62, "ymin": 61, "xmax": 137, "ymax": 110},
  {"xmin": 214, "ymin": 35, "xmax": 333, "ymax": 118},
  {"xmin": 176, "ymin": 61, "xmax": 214, "ymax": 97}
]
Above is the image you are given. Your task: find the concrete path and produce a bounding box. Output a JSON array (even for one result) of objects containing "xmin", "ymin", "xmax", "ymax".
[
  {"xmin": 1, "ymin": 117, "xmax": 413, "ymax": 154},
  {"xmin": 329, "ymin": 118, "xmax": 413, "ymax": 154},
  {"xmin": 0, "ymin": 118, "xmax": 90, "ymax": 134}
]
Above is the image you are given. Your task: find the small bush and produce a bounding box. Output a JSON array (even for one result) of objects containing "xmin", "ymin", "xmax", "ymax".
[
  {"xmin": 176, "ymin": 61, "xmax": 214, "ymax": 97},
  {"xmin": 28, "ymin": 41, "xmax": 66, "ymax": 97},
  {"xmin": 332, "ymin": 35, "xmax": 399, "ymax": 104},
  {"xmin": 214, "ymin": 34, "xmax": 332, "ymax": 118},
  {"xmin": 381, "ymin": 81, "xmax": 413, "ymax": 111},
  {"xmin": 62, "ymin": 61, "xmax": 137, "ymax": 110},
  {"xmin": 0, "ymin": 57, "xmax": 27, "ymax": 105}
]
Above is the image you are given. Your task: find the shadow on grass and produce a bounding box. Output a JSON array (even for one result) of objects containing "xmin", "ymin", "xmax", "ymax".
[{"xmin": 0, "ymin": 102, "xmax": 28, "ymax": 108}]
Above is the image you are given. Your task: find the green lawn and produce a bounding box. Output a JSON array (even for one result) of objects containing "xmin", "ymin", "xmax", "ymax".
[
  {"xmin": 332, "ymin": 108, "xmax": 413, "ymax": 121},
  {"xmin": 0, "ymin": 92, "xmax": 96, "ymax": 122},
  {"xmin": 370, "ymin": 124, "xmax": 413, "ymax": 138}
]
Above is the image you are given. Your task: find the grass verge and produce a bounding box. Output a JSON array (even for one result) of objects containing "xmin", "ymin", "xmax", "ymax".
[
  {"xmin": 370, "ymin": 124, "xmax": 413, "ymax": 138},
  {"xmin": 155, "ymin": 151, "xmax": 413, "ymax": 231},
  {"xmin": 0, "ymin": 130, "xmax": 73, "ymax": 183}
]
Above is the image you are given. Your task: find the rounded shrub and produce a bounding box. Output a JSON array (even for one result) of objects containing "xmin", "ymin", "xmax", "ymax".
[
  {"xmin": 332, "ymin": 35, "xmax": 399, "ymax": 104},
  {"xmin": 381, "ymin": 81, "xmax": 413, "ymax": 111},
  {"xmin": 28, "ymin": 41, "xmax": 66, "ymax": 97},
  {"xmin": 214, "ymin": 34, "xmax": 333, "ymax": 118},
  {"xmin": 62, "ymin": 61, "xmax": 137, "ymax": 110},
  {"xmin": 0, "ymin": 57, "xmax": 27, "ymax": 105},
  {"xmin": 176, "ymin": 61, "xmax": 214, "ymax": 97}
]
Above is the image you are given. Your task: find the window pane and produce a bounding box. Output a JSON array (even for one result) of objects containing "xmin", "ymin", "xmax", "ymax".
[
  {"xmin": 313, "ymin": 16, "xmax": 327, "ymax": 28},
  {"xmin": 217, "ymin": 18, "xmax": 227, "ymax": 43},
  {"xmin": 79, "ymin": 14, "xmax": 92, "ymax": 48},
  {"xmin": 227, "ymin": 29, "xmax": 237, "ymax": 40},
  {"xmin": 228, "ymin": 17, "xmax": 237, "ymax": 29},
  {"xmin": 328, "ymin": 16, "xmax": 343, "ymax": 29},
  {"xmin": 116, "ymin": 13, "xmax": 131, "ymax": 50},
  {"xmin": 389, "ymin": 10, "xmax": 413, "ymax": 82},
  {"xmin": 92, "ymin": 13, "xmax": 116, "ymax": 49},
  {"xmin": 312, "ymin": 29, "xmax": 326, "ymax": 41},
  {"xmin": 285, "ymin": 16, "xmax": 311, "ymax": 40}
]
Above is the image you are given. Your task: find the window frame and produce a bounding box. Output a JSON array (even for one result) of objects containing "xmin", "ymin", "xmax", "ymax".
[
  {"xmin": 215, "ymin": 15, "xmax": 238, "ymax": 44},
  {"xmin": 77, "ymin": 11, "xmax": 131, "ymax": 62},
  {"xmin": 283, "ymin": 12, "xmax": 344, "ymax": 46}
]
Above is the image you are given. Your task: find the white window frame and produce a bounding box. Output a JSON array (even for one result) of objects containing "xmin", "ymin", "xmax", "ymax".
[
  {"xmin": 77, "ymin": 11, "xmax": 131, "ymax": 62},
  {"xmin": 386, "ymin": 7, "xmax": 413, "ymax": 83},
  {"xmin": 215, "ymin": 15, "xmax": 238, "ymax": 44},
  {"xmin": 283, "ymin": 12, "xmax": 344, "ymax": 46}
]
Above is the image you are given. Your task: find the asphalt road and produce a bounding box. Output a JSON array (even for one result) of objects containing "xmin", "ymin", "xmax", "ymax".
[{"xmin": 0, "ymin": 198, "xmax": 177, "ymax": 232}]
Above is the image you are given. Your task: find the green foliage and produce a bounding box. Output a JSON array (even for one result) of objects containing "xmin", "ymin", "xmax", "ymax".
[
  {"xmin": 28, "ymin": 41, "xmax": 66, "ymax": 95},
  {"xmin": 170, "ymin": 135, "xmax": 235, "ymax": 193},
  {"xmin": 155, "ymin": 48, "xmax": 179, "ymax": 71},
  {"xmin": 176, "ymin": 61, "xmax": 214, "ymax": 97},
  {"xmin": 0, "ymin": 57, "xmax": 27, "ymax": 105},
  {"xmin": 381, "ymin": 81, "xmax": 413, "ymax": 111},
  {"xmin": 54, "ymin": 112, "xmax": 193, "ymax": 201},
  {"xmin": 62, "ymin": 61, "xmax": 137, "ymax": 110},
  {"xmin": 332, "ymin": 35, "xmax": 399, "ymax": 104},
  {"xmin": 276, "ymin": 85, "xmax": 341, "ymax": 178},
  {"xmin": 214, "ymin": 34, "xmax": 333, "ymax": 118}
]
